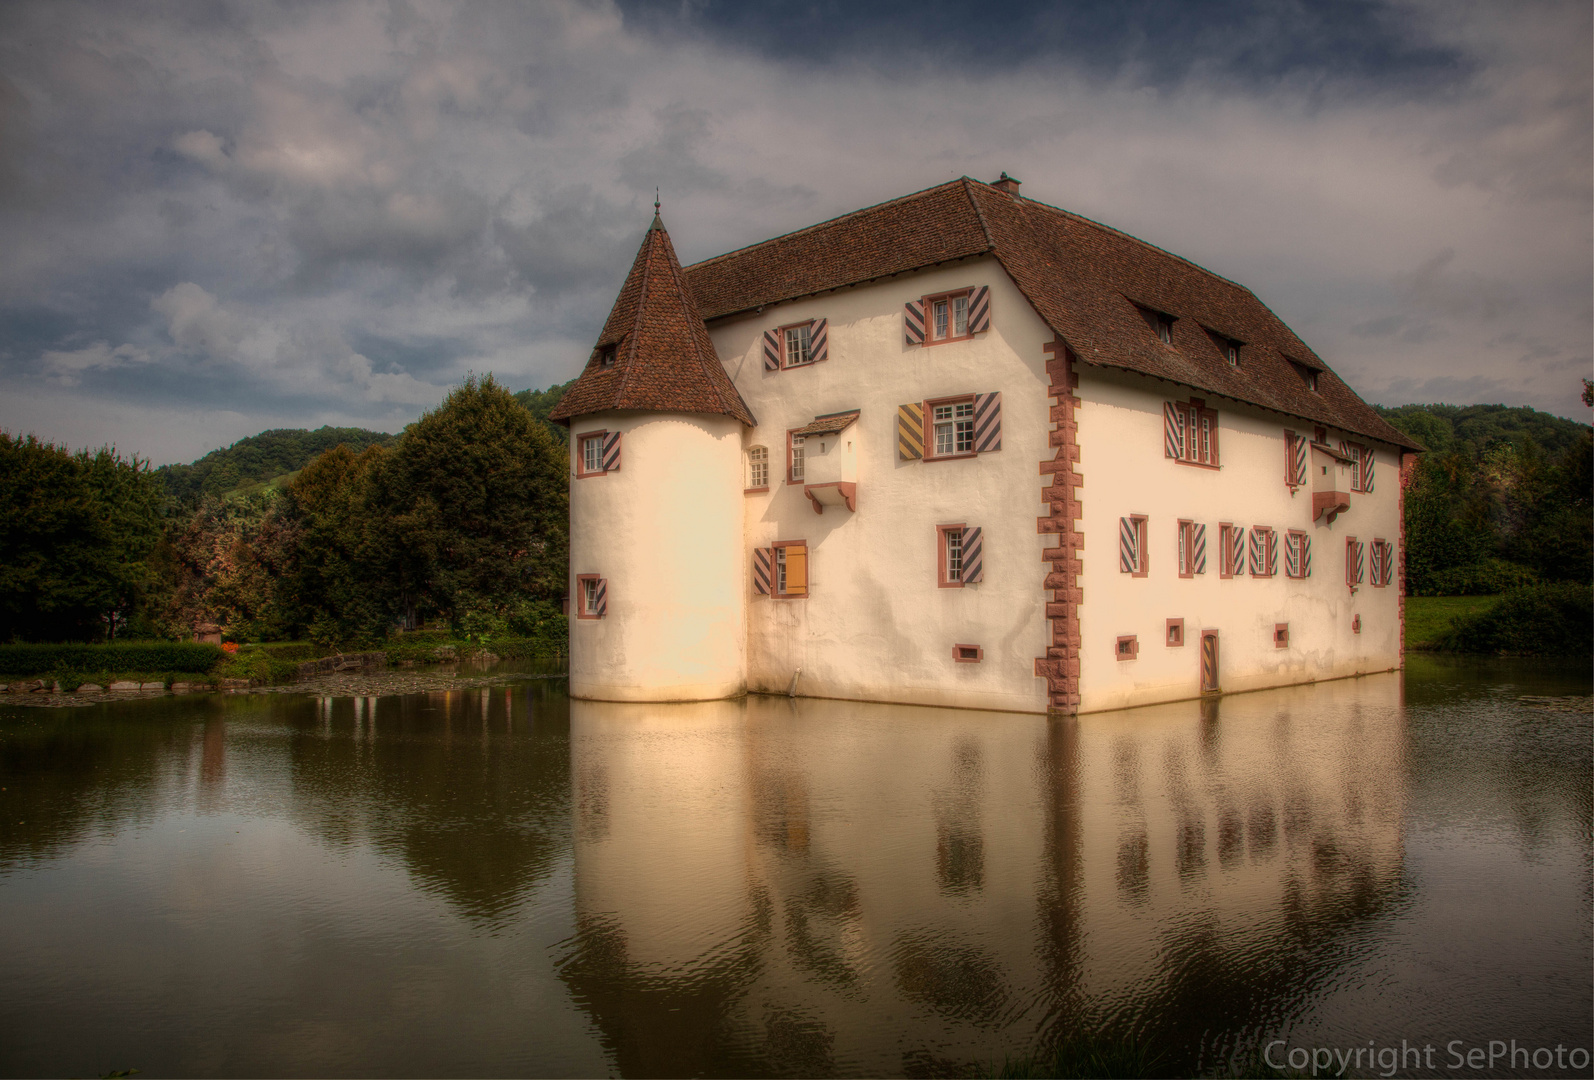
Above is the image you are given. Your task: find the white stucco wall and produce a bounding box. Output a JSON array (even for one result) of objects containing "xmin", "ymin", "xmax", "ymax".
[
  {"xmin": 566, "ymin": 410, "xmax": 747, "ymax": 702},
  {"xmin": 1074, "ymin": 367, "xmax": 1404, "ymax": 713},
  {"xmin": 709, "ymin": 256, "xmax": 1056, "ymax": 714}
]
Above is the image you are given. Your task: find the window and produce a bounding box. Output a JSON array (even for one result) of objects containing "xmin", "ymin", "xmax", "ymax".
[
  {"xmin": 1163, "ymin": 399, "xmax": 1219, "ymax": 467},
  {"xmin": 1285, "ymin": 531, "xmax": 1311, "ymax": 579},
  {"xmin": 773, "ymin": 541, "xmax": 808, "ymax": 598},
  {"xmin": 1250, "ymin": 526, "xmax": 1277, "ymax": 577},
  {"xmin": 1119, "ymin": 515, "xmax": 1149, "ymax": 577},
  {"xmin": 937, "ymin": 524, "xmax": 984, "ymax": 586},
  {"xmin": 1346, "ymin": 537, "xmax": 1365, "ymax": 591},
  {"xmin": 576, "ymin": 575, "xmax": 606, "ymax": 619},
  {"xmin": 595, "ymin": 345, "xmax": 616, "ymax": 368},
  {"xmin": 1219, "ymin": 524, "xmax": 1243, "ymax": 579},
  {"xmin": 784, "ymin": 323, "xmax": 813, "ymax": 367},
  {"xmin": 1370, "ymin": 539, "xmax": 1392, "ymax": 587},
  {"xmin": 1288, "ymin": 359, "xmax": 1320, "ymax": 392},
  {"xmin": 1138, "ymin": 305, "xmax": 1176, "ymax": 345},
  {"xmin": 905, "ymin": 287, "xmax": 989, "ymax": 345},
  {"xmin": 953, "ymin": 644, "xmax": 983, "ymax": 663},
  {"xmin": 931, "ymin": 397, "xmax": 976, "ymax": 457},
  {"xmin": 1345, "ymin": 443, "xmax": 1366, "ymax": 492},
  {"xmin": 1116, "ymin": 635, "xmax": 1139, "ymax": 661},
  {"xmin": 1284, "ymin": 430, "xmax": 1308, "ymax": 488},
  {"xmin": 576, "ymin": 430, "xmax": 618, "ymax": 477},
  {"xmin": 787, "ymin": 430, "xmax": 806, "ymax": 483},
  {"xmin": 1166, "ymin": 618, "xmax": 1185, "ymax": 647},
  {"xmin": 1274, "ymin": 623, "xmax": 1289, "ymax": 649},
  {"xmin": 746, "ymin": 446, "xmax": 769, "ymax": 491},
  {"xmin": 1177, "ymin": 521, "xmax": 1206, "ymax": 577},
  {"xmin": 931, "ymin": 293, "xmax": 970, "ymax": 341}
]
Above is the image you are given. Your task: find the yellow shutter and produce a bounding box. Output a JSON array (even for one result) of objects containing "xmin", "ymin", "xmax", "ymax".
[{"xmin": 784, "ymin": 545, "xmax": 808, "ymax": 595}]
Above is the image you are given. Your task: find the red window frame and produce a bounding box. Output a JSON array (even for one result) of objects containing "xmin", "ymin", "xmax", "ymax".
[
  {"xmin": 1115, "ymin": 635, "xmax": 1139, "ymax": 661},
  {"xmin": 786, "ymin": 428, "xmax": 806, "ymax": 484},
  {"xmin": 777, "ymin": 320, "xmax": 817, "ymax": 369},
  {"xmin": 1252, "ymin": 526, "xmax": 1277, "ymax": 578},
  {"xmin": 921, "ymin": 289, "xmax": 974, "ymax": 346},
  {"xmin": 1177, "ymin": 520, "xmax": 1196, "ymax": 578},
  {"xmin": 1370, "ymin": 538, "xmax": 1389, "ymax": 587},
  {"xmin": 1128, "ymin": 515, "xmax": 1149, "ymax": 578},
  {"xmin": 1346, "ymin": 442, "xmax": 1368, "ymax": 492},
  {"xmin": 924, "ymin": 394, "xmax": 978, "ymax": 461},
  {"xmin": 937, "ymin": 524, "xmax": 968, "ymax": 588},
  {"xmin": 575, "ymin": 430, "xmax": 610, "ymax": 478},
  {"xmin": 772, "ymin": 540, "xmax": 809, "ymax": 599},
  {"xmin": 1218, "ymin": 523, "xmax": 1238, "ymax": 579},
  {"xmin": 1169, "ymin": 399, "xmax": 1220, "ymax": 469},
  {"xmin": 745, "ymin": 445, "xmax": 769, "ymax": 493},
  {"xmin": 1285, "ymin": 530, "xmax": 1308, "ymax": 579},
  {"xmin": 1274, "ymin": 623, "xmax": 1289, "ymax": 649},
  {"xmin": 952, "ymin": 643, "xmax": 983, "ymax": 663},
  {"xmin": 575, "ymin": 574, "xmax": 604, "ymax": 620},
  {"xmin": 1346, "ymin": 536, "xmax": 1363, "ymax": 591},
  {"xmin": 1166, "ymin": 618, "xmax": 1185, "ymax": 647}
]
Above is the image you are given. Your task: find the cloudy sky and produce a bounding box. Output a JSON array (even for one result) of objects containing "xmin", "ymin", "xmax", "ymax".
[{"xmin": 0, "ymin": 0, "xmax": 1588, "ymax": 465}]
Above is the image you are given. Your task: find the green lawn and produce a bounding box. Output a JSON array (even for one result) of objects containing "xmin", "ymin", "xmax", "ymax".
[{"xmin": 1406, "ymin": 594, "xmax": 1499, "ymax": 649}]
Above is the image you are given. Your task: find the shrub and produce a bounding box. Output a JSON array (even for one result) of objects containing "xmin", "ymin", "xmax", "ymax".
[
  {"xmin": 1421, "ymin": 558, "xmax": 1538, "ymax": 596},
  {"xmin": 0, "ymin": 642, "xmax": 221, "ymax": 676},
  {"xmin": 1438, "ymin": 581, "xmax": 1593, "ymax": 656}
]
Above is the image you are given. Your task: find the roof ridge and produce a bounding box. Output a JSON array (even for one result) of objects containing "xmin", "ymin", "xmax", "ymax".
[
  {"xmin": 666, "ymin": 230, "xmax": 740, "ymax": 417},
  {"xmin": 683, "ymin": 178, "xmax": 972, "ymax": 271}
]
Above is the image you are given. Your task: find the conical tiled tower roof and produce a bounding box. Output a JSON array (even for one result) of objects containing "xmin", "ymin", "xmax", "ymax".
[{"xmin": 550, "ymin": 213, "xmax": 755, "ymax": 427}]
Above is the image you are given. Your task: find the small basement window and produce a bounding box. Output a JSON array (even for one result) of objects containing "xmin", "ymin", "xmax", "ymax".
[
  {"xmin": 1116, "ymin": 635, "xmax": 1139, "ymax": 661},
  {"xmin": 1166, "ymin": 618, "xmax": 1184, "ymax": 647},
  {"xmin": 1274, "ymin": 623, "xmax": 1289, "ymax": 649},
  {"xmin": 953, "ymin": 644, "xmax": 983, "ymax": 663}
]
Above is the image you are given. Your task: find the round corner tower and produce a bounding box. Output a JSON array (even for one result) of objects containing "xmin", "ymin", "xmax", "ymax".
[{"xmin": 550, "ymin": 213, "xmax": 754, "ymax": 702}]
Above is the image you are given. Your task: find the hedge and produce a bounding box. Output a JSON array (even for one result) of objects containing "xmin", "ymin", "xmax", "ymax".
[
  {"xmin": 1438, "ymin": 582, "xmax": 1593, "ymax": 656},
  {"xmin": 0, "ymin": 642, "xmax": 222, "ymax": 676}
]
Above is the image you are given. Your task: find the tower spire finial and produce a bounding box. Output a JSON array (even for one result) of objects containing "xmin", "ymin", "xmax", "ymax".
[{"xmin": 654, "ymin": 187, "xmax": 661, "ymax": 214}]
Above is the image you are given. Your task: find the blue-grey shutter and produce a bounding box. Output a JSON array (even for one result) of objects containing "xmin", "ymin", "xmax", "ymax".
[
  {"xmin": 973, "ymin": 392, "xmax": 1002, "ymax": 452},
  {"xmin": 968, "ymin": 286, "xmax": 991, "ymax": 333},
  {"xmin": 763, "ymin": 329, "xmax": 781, "ymax": 371},
  {"xmin": 904, "ymin": 300, "xmax": 925, "ymax": 345},
  {"xmin": 809, "ymin": 318, "xmax": 828, "ymax": 363},
  {"xmin": 961, "ymin": 527, "xmax": 984, "ymax": 583}
]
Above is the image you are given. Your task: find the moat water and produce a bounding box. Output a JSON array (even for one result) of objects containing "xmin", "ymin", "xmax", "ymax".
[{"xmin": 0, "ymin": 657, "xmax": 1588, "ymax": 1078}]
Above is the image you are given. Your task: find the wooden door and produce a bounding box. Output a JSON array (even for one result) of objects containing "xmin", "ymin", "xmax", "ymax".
[{"xmin": 1200, "ymin": 630, "xmax": 1219, "ymax": 694}]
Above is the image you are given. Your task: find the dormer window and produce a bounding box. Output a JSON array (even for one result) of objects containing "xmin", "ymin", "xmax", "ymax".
[
  {"xmin": 1205, "ymin": 329, "xmax": 1242, "ymax": 366},
  {"xmin": 597, "ymin": 345, "xmax": 616, "ymax": 369},
  {"xmin": 1136, "ymin": 305, "xmax": 1176, "ymax": 345},
  {"xmin": 1287, "ymin": 358, "xmax": 1321, "ymax": 392}
]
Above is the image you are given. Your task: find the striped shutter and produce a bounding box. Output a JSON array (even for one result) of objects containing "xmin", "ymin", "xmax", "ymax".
[
  {"xmin": 1190, "ymin": 523, "xmax": 1206, "ymax": 574},
  {"xmin": 1163, "ymin": 402, "xmax": 1184, "ymax": 458},
  {"xmin": 904, "ymin": 300, "xmax": 926, "ymax": 345},
  {"xmin": 809, "ymin": 318, "xmax": 829, "ymax": 364},
  {"xmin": 1249, "ymin": 528, "xmax": 1265, "ymax": 576},
  {"xmin": 1370, "ymin": 541, "xmax": 1384, "ymax": 586},
  {"xmin": 1286, "ymin": 431, "xmax": 1307, "ymax": 486},
  {"xmin": 601, "ymin": 431, "xmax": 622, "ymax": 472},
  {"xmin": 762, "ymin": 329, "xmax": 781, "ymax": 371},
  {"xmin": 1354, "ymin": 541, "xmax": 1365, "ymax": 584},
  {"xmin": 897, "ymin": 403, "xmax": 925, "ymax": 460},
  {"xmin": 785, "ymin": 545, "xmax": 808, "ymax": 596},
  {"xmin": 1346, "ymin": 540, "xmax": 1363, "ymax": 585},
  {"xmin": 968, "ymin": 286, "xmax": 991, "ymax": 333},
  {"xmin": 1381, "ymin": 541, "xmax": 1393, "ymax": 585},
  {"xmin": 1301, "ymin": 535, "xmax": 1312, "ymax": 577},
  {"xmin": 1362, "ymin": 451, "xmax": 1375, "ymax": 492},
  {"xmin": 594, "ymin": 578, "xmax": 607, "ymax": 617},
  {"xmin": 961, "ymin": 527, "xmax": 984, "ymax": 583},
  {"xmin": 1285, "ymin": 534, "xmax": 1300, "ymax": 578},
  {"xmin": 753, "ymin": 548, "xmax": 772, "ymax": 595},
  {"xmin": 1266, "ymin": 530, "xmax": 1278, "ymax": 576},
  {"xmin": 1119, "ymin": 517, "xmax": 1139, "ymax": 573},
  {"xmin": 973, "ymin": 392, "xmax": 1002, "ymax": 452}
]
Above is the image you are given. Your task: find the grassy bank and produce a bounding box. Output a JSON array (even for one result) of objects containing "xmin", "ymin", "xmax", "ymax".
[{"xmin": 1405, "ymin": 595, "xmax": 1498, "ymax": 649}]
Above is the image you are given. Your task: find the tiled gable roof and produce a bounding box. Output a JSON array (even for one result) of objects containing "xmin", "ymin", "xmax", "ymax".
[
  {"xmin": 550, "ymin": 214, "xmax": 755, "ymax": 427},
  {"xmin": 682, "ymin": 178, "xmax": 1416, "ymax": 451}
]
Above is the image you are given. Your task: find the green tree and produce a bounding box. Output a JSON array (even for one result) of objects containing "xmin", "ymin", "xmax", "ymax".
[
  {"xmin": 284, "ymin": 443, "xmax": 396, "ymax": 645},
  {"xmin": 0, "ymin": 434, "xmax": 164, "ymax": 641},
  {"xmin": 383, "ymin": 374, "xmax": 569, "ymax": 629},
  {"xmin": 514, "ymin": 379, "xmax": 574, "ymax": 445},
  {"xmin": 147, "ymin": 492, "xmax": 300, "ymax": 642}
]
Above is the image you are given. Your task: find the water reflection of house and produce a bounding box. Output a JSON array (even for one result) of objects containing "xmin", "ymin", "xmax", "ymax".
[
  {"xmin": 552, "ymin": 176, "xmax": 1420, "ymax": 714},
  {"xmin": 559, "ymin": 681, "xmax": 1405, "ymax": 1075}
]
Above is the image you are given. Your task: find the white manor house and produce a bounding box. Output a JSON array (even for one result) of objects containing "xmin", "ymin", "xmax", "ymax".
[{"xmin": 550, "ymin": 175, "xmax": 1420, "ymax": 714}]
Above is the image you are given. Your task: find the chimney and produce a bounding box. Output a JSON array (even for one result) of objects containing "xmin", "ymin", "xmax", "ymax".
[{"xmin": 991, "ymin": 172, "xmax": 1022, "ymax": 197}]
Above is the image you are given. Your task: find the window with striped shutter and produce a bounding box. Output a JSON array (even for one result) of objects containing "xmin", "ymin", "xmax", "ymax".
[
  {"xmin": 601, "ymin": 431, "xmax": 622, "ymax": 472},
  {"xmin": 1164, "ymin": 402, "xmax": 1184, "ymax": 459},
  {"xmin": 904, "ymin": 300, "xmax": 926, "ymax": 345},
  {"xmin": 1285, "ymin": 531, "xmax": 1310, "ymax": 578},
  {"xmin": 1219, "ymin": 524, "xmax": 1244, "ymax": 578},
  {"xmin": 973, "ymin": 392, "xmax": 1002, "ymax": 452},
  {"xmin": 1119, "ymin": 516, "xmax": 1147, "ymax": 575},
  {"xmin": 1346, "ymin": 538, "xmax": 1365, "ymax": 589},
  {"xmin": 968, "ymin": 286, "xmax": 991, "ymax": 333},
  {"xmin": 576, "ymin": 575, "xmax": 606, "ymax": 619},
  {"xmin": 1362, "ymin": 450, "xmax": 1375, "ymax": 492},
  {"xmin": 1369, "ymin": 539, "xmax": 1392, "ymax": 587},
  {"xmin": 897, "ymin": 403, "xmax": 925, "ymax": 460},
  {"xmin": 1249, "ymin": 527, "xmax": 1277, "ymax": 577},
  {"xmin": 752, "ymin": 548, "xmax": 772, "ymax": 595},
  {"xmin": 961, "ymin": 527, "xmax": 984, "ymax": 583},
  {"xmin": 1266, "ymin": 529, "xmax": 1278, "ymax": 576},
  {"xmin": 1285, "ymin": 430, "xmax": 1307, "ymax": 487}
]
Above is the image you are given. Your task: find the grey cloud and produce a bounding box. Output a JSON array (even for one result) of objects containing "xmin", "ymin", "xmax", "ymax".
[{"xmin": 1395, "ymin": 248, "xmax": 1521, "ymax": 321}]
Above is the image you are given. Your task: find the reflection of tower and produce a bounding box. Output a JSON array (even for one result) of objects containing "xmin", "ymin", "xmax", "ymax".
[{"xmin": 551, "ymin": 211, "xmax": 756, "ymax": 704}]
